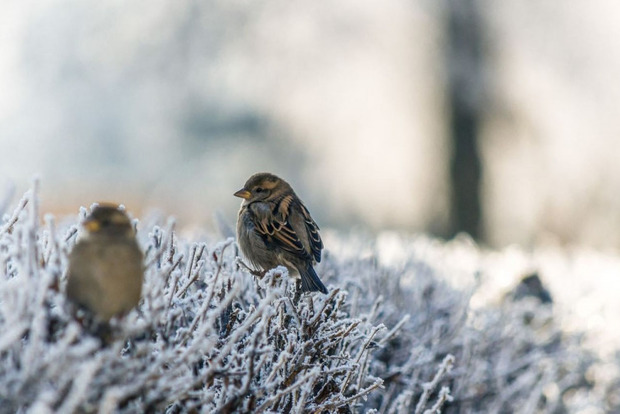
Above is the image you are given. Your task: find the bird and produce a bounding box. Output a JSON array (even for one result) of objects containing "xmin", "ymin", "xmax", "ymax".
[
  {"xmin": 508, "ymin": 272, "xmax": 552, "ymax": 304},
  {"xmin": 234, "ymin": 172, "xmax": 328, "ymax": 294},
  {"xmin": 66, "ymin": 204, "xmax": 144, "ymax": 325}
]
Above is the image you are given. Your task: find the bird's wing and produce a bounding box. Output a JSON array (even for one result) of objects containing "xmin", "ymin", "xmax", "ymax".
[
  {"xmin": 66, "ymin": 242, "xmax": 101, "ymax": 309},
  {"xmin": 298, "ymin": 203, "xmax": 323, "ymax": 263},
  {"xmin": 252, "ymin": 194, "xmax": 317, "ymax": 262}
]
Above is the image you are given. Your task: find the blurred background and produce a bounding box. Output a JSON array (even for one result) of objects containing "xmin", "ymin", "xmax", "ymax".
[{"xmin": 1, "ymin": 0, "xmax": 620, "ymax": 249}]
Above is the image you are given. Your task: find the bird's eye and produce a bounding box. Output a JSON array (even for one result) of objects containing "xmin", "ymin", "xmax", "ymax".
[{"xmin": 255, "ymin": 187, "xmax": 264, "ymax": 193}]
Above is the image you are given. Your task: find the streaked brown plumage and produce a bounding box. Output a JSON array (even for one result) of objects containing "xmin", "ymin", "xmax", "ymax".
[
  {"xmin": 66, "ymin": 204, "xmax": 144, "ymax": 322},
  {"xmin": 234, "ymin": 172, "xmax": 328, "ymax": 294}
]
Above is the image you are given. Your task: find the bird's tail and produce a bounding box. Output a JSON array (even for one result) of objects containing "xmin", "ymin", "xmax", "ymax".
[{"xmin": 298, "ymin": 264, "xmax": 328, "ymax": 294}]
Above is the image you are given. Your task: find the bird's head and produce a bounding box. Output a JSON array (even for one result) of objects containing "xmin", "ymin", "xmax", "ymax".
[
  {"xmin": 234, "ymin": 172, "xmax": 292, "ymax": 203},
  {"xmin": 82, "ymin": 204, "xmax": 134, "ymax": 237}
]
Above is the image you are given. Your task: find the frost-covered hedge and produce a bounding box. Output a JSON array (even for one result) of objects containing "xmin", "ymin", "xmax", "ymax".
[{"xmin": 0, "ymin": 188, "xmax": 614, "ymax": 413}]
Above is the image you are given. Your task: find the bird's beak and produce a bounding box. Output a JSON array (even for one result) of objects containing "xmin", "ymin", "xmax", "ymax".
[
  {"xmin": 234, "ymin": 189, "xmax": 251, "ymax": 199},
  {"xmin": 83, "ymin": 218, "xmax": 101, "ymax": 232}
]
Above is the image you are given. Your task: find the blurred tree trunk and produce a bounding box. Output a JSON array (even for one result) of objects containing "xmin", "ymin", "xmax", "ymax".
[{"xmin": 446, "ymin": 0, "xmax": 485, "ymax": 241}]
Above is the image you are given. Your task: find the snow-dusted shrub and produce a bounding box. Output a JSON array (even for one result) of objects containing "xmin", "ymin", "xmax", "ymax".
[
  {"xmin": 0, "ymin": 188, "xmax": 449, "ymax": 413},
  {"xmin": 324, "ymin": 243, "xmax": 598, "ymax": 413},
  {"xmin": 0, "ymin": 187, "xmax": 611, "ymax": 413}
]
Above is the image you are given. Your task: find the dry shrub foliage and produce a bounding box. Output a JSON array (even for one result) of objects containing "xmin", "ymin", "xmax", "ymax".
[{"xmin": 0, "ymin": 188, "xmax": 606, "ymax": 413}]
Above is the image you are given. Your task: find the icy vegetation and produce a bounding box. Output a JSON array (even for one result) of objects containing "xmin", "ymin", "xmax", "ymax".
[{"xmin": 0, "ymin": 188, "xmax": 618, "ymax": 413}]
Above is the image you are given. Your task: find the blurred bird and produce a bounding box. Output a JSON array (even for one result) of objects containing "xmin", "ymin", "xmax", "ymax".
[
  {"xmin": 66, "ymin": 204, "xmax": 144, "ymax": 324},
  {"xmin": 509, "ymin": 272, "xmax": 553, "ymax": 304},
  {"xmin": 234, "ymin": 172, "xmax": 328, "ymax": 294}
]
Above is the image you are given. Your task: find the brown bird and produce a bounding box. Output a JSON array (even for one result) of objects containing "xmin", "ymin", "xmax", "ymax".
[
  {"xmin": 66, "ymin": 204, "xmax": 144, "ymax": 323},
  {"xmin": 235, "ymin": 173, "xmax": 328, "ymax": 294}
]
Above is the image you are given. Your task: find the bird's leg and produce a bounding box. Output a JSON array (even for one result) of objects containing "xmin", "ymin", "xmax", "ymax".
[
  {"xmin": 237, "ymin": 258, "xmax": 267, "ymax": 278},
  {"xmin": 293, "ymin": 279, "xmax": 302, "ymax": 304},
  {"xmin": 94, "ymin": 321, "xmax": 114, "ymax": 347}
]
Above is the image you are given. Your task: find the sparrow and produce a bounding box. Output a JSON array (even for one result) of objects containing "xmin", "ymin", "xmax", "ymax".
[
  {"xmin": 66, "ymin": 204, "xmax": 144, "ymax": 323},
  {"xmin": 234, "ymin": 172, "xmax": 328, "ymax": 294}
]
